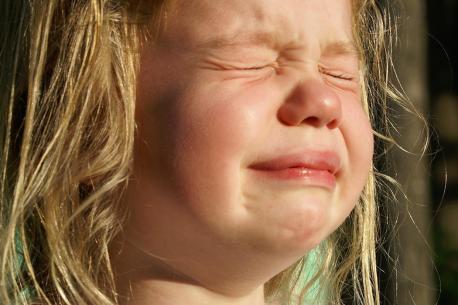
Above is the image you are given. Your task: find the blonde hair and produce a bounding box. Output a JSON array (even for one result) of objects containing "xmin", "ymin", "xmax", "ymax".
[{"xmin": 0, "ymin": 0, "xmax": 412, "ymax": 304}]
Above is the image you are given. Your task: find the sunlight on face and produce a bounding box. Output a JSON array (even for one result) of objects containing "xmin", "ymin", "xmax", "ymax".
[{"xmin": 124, "ymin": 0, "xmax": 373, "ymax": 295}]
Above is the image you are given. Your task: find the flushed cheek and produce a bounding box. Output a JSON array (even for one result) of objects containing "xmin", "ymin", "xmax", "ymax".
[
  {"xmin": 173, "ymin": 86, "xmax": 260, "ymax": 159},
  {"xmin": 171, "ymin": 80, "xmax": 279, "ymax": 167},
  {"xmin": 166, "ymin": 85, "xmax": 270, "ymax": 231}
]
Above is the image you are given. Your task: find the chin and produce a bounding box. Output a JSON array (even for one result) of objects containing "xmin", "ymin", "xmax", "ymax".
[{"xmin": 268, "ymin": 220, "xmax": 331, "ymax": 256}]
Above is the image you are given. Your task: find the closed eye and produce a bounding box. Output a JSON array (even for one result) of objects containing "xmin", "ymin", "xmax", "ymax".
[
  {"xmin": 324, "ymin": 71, "xmax": 354, "ymax": 81},
  {"xmin": 318, "ymin": 65, "xmax": 360, "ymax": 93},
  {"xmin": 237, "ymin": 63, "xmax": 278, "ymax": 71},
  {"xmin": 318, "ymin": 65, "xmax": 356, "ymax": 82},
  {"xmin": 241, "ymin": 66, "xmax": 268, "ymax": 70}
]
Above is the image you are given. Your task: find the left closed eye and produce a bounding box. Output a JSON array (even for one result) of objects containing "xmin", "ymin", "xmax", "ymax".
[
  {"xmin": 319, "ymin": 67, "xmax": 356, "ymax": 81},
  {"xmin": 318, "ymin": 66, "xmax": 360, "ymax": 92},
  {"xmin": 323, "ymin": 71, "xmax": 355, "ymax": 81}
]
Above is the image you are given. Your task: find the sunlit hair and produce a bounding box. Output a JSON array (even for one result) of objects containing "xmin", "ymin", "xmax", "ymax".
[{"xmin": 0, "ymin": 0, "xmax": 423, "ymax": 305}]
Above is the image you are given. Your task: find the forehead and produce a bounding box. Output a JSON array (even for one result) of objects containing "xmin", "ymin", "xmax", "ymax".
[{"xmin": 163, "ymin": 0, "xmax": 355, "ymax": 51}]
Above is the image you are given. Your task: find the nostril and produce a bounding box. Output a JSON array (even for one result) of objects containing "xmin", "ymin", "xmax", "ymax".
[
  {"xmin": 303, "ymin": 117, "xmax": 340, "ymax": 129},
  {"xmin": 326, "ymin": 118, "xmax": 340, "ymax": 129},
  {"xmin": 304, "ymin": 116, "xmax": 320, "ymax": 127}
]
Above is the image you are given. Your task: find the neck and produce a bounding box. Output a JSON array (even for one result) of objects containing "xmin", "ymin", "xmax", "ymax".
[
  {"xmin": 111, "ymin": 240, "xmax": 273, "ymax": 305},
  {"xmin": 116, "ymin": 277, "xmax": 266, "ymax": 305}
]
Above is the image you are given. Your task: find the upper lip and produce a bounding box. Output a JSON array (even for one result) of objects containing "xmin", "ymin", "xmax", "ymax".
[{"xmin": 248, "ymin": 149, "xmax": 341, "ymax": 175}]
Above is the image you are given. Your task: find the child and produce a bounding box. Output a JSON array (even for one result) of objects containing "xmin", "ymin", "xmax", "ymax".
[{"xmin": 0, "ymin": 0, "xmax": 400, "ymax": 304}]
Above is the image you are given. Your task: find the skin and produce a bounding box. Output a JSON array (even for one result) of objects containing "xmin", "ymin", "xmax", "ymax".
[{"xmin": 112, "ymin": 0, "xmax": 374, "ymax": 304}]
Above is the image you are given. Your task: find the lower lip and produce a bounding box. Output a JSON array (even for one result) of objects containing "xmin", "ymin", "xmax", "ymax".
[{"xmin": 250, "ymin": 167, "xmax": 336, "ymax": 189}]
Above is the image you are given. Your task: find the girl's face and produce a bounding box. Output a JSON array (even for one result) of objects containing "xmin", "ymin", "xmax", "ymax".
[{"xmin": 124, "ymin": 0, "xmax": 373, "ymax": 294}]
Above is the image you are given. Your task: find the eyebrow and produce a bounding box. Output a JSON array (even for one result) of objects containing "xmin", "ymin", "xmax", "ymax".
[
  {"xmin": 195, "ymin": 30, "xmax": 279, "ymax": 50},
  {"xmin": 322, "ymin": 40, "xmax": 360, "ymax": 58},
  {"xmin": 195, "ymin": 30, "xmax": 360, "ymax": 58}
]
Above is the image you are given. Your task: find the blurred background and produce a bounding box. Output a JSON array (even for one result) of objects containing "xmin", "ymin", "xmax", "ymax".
[
  {"xmin": 428, "ymin": 0, "xmax": 458, "ymax": 304},
  {"xmin": 380, "ymin": 1, "xmax": 458, "ymax": 305}
]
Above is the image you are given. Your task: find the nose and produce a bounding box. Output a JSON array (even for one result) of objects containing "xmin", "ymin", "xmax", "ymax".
[{"xmin": 278, "ymin": 78, "xmax": 342, "ymax": 129}]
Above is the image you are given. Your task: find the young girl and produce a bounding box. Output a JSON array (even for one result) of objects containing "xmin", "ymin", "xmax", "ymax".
[{"xmin": 0, "ymin": 0, "xmax": 402, "ymax": 304}]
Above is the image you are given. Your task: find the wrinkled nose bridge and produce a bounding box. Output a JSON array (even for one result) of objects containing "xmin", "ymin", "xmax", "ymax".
[{"xmin": 278, "ymin": 78, "xmax": 343, "ymax": 128}]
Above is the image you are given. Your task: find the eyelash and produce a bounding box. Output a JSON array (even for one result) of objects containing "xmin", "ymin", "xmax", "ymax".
[
  {"xmin": 317, "ymin": 65, "xmax": 355, "ymax": 81},
  {"xmin": 240, "ymin": 65, "xmax": 355, "ymax": 81},
  {"xmin": 323, "ymin": 71, "xmax": 354, "ymax": 81},
  {"xmin": 240, "ymin": 65, "xmax": 275, "ymax": 71}
]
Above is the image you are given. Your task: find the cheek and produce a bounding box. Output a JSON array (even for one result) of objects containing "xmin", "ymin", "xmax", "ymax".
[
  {"xmin": 172, "ymin": 86, "xmax": 259, "ymax": 165},
  {"xmin": 162, "ymin": 84, "xmax": 274, "ymax": 227},
  {"xmin": 339, "ymin": 100, "xmax": 374, "ymax": 213},
  {"xmin": 346, "ymin": 105, "xmax": 374, "ymax": 170},
  {"xmin": 171, "ymin": 80, "xmax": 279, "ymax": 165}
]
